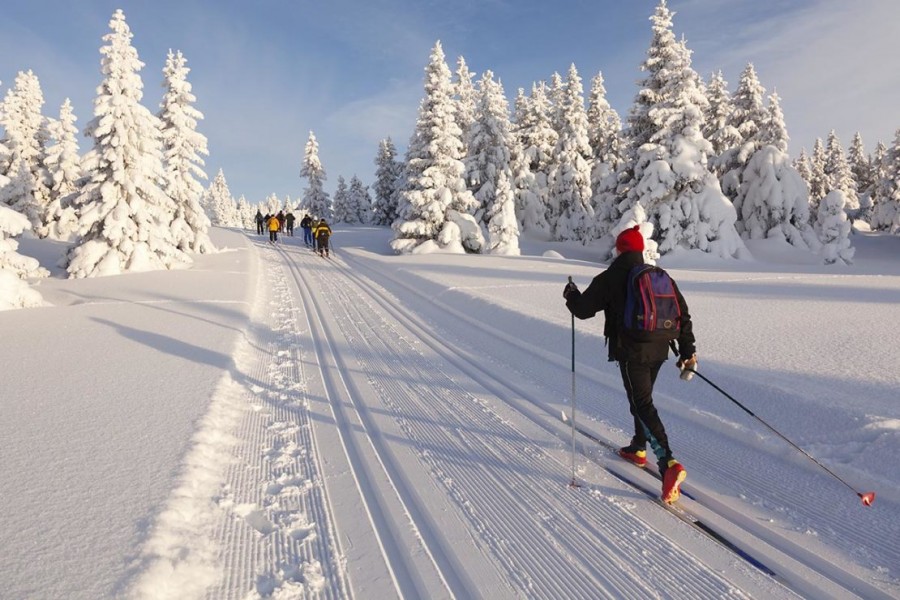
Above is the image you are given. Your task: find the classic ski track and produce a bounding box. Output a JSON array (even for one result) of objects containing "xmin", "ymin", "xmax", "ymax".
[
  {"xmin": 333, "ymin": 247, "xmax": 895, "ymax": 600},
  {"xmin": 205, "ymin": 241, "xmax": 350, "ymax": 600},
  {"xmin": 282, "ymin": 245, "xmax": 469, "ymax": 599},
  {"xmin": 273, "ymin": 241, "xmax": 791, "ymax": 599}
]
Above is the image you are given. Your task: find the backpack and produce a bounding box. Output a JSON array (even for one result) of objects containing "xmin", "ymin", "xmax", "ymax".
[{"xmin": 622, "ymin": 265, "xmax": 682, "ymax": 342}]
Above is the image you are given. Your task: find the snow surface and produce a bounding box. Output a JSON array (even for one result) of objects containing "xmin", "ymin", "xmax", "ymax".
[{"xmin": 2, "ymin": 225, "xmax": 899, "ymax": 599}]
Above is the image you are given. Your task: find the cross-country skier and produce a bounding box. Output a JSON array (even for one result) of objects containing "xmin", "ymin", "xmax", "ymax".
[
  {"xmin": 300, "ymin": 214, "xmax": 314, "ymax": 247},
  {"xmin": 268, "ymin": 213, "xmax": 281, "ymax": 244},
  {"xmin": 563, "ymin": 226, "xmax": 698, "ymax": 503},
  {"xmin": 314, "ymin": 219, "xmax": 332, "ymax": 257}
]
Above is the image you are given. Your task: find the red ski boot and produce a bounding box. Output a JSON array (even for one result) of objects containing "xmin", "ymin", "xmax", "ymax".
[
  {"xmin": 661, "ymin": 459, "xmax": 687, "ymax": 504},
  {"xmin": 618, "ymin": 446, "xmax": 647, "ymax": 468}
]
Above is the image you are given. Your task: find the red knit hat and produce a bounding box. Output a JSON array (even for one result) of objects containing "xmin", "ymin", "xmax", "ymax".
[{"xmin": 615, "ymin": 226, "xmax": 645, "ymax": 254}]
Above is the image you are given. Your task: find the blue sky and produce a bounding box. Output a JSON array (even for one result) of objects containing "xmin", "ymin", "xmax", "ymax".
[{"xmin": 2, "ymin": 0, "xmax": 898, "ymax": 203}]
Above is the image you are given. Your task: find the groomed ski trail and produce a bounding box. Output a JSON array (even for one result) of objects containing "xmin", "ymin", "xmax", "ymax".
[
  {"xmin": 266, "ymin": 238, "xmax": 793, "ymax": 599},
  {"xmin": 134, "ymin": 232, "xmax": 892, "ymax": 599},
  {"xmin": 333, "ymin": 242, "xmax": 897, "ymax": 600}
]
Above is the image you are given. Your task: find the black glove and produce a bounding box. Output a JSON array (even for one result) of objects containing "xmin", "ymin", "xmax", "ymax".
[{"xmin": 563, "ymin": 281, "xmax": 579, "ymax": 299}]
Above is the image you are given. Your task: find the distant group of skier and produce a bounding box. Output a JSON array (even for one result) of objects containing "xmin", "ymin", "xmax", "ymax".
[{"xmin": 254, "ymin": 209, "xmax": 333, "ymax": 257}]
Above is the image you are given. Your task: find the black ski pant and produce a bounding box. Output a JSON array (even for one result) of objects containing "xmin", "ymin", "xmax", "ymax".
[
  {"xmin": 619, "ymin": 360, "xmax": 671, "ymax": 465},
  {"xmin": 257, "ymin": 222, "xmax": 264, "ymax": 234},
  {"xmin": 269, "ymin": 230, "xmax": 278, "ymax": 243}
]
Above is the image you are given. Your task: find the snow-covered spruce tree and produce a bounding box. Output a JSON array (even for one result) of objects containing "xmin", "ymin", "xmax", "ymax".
[
  {"xmin": 236, "ymin": 195, "xmax": 254, "ymax": 229},
  {"xmin": 264, "ymin": 193, "xmax": 280, "ymax": 216},
  {"xmin": 848, "ymin": 133, "xmax": 872, "ymax": 198},
  {"xmin": 348, "ymin": 175, "xmax": 373, "ymax": 224},
  {"xmin": 720, "ymin": 63, "xmax": 768, "ymax": 229},
  {"xmin": 807, "ymin": 138, "xmax": 829, "ymax": 211},
  {"xmin": 619, "ymin": 1, "xmax": 745, "ymax": 258},
  {"xmin": 331, "ymin": 175, "xmax": 350, "ymax": 223},
  {"xmin": 793, "ymin": 148, "xmax": 812, "ymax": 187},
  {"xmin": 586, "ymin": 71, "xmax": 624, "ymax": 238},
  {"xmin": 703, "ymin": 70, "xmax": 742, "ymax": 179},
  {"xmin": 548, "ymin": 72, "xmax": 565, "ymax": 134},
  {"xmin": 41, "ymin": 98, "xmax": 82, "ymax": 240},
  {"xmin": 509, "ymin": 89, "xmax": 548, "ymax": 237},
  {"xmin": 206, "ymin": 169, "xmax": 239, "ymax": 226},
  {"xmin": 159, "ymin": 49, "xmax": 214, "ymax": 254},
  {"xmin": 466, "ymin": 70, "xmax": 519, "ymax": 254},
  {"xmin": 300, "ymin": 131, "xmax": 331, "ymax": 220},
  {"xmin": 549, "ymin": 64, "xmax": 594, "ymax": 242},
  {"xmin": 371, "ymin": 137, "xmax": 401, "ymax": 226},
  {"xmin": 736, "ymin": 92, "xmax": 819, "ymax": 249},
  {"xmin": 866, "ymin": 141, "xmax": 888, "ymax": 227},
  {"xmin": 516, "ymin": 82, "xmax": 556, "ymax": 232},
  {"xmin": 391, "ymin": 41, "xmax": 482, "ymax": 254},
  {"xmin": 455, "ymin": 56, "xmax": 478, "ymax": 163},
  {"xmin": 824, "ymin": 130, "xmax": 858, "ymax": 212},
  {"xmin": 0, "ymin": 202, "xmax": 45, "ymax": 310},
  {"xmin": 871, "ymin": 130, "xmax": 900, "ymax": 232},
  {"xmin": 67, "ymin": 10, "xmax": 188, "ymax": 278},
  {"xmin": 0, "ymin": 70, "xmax": 52, "ymax": 233},
  {"xmin": 817, "ymin": 190, "xmax": 854, "ymax": 264}
]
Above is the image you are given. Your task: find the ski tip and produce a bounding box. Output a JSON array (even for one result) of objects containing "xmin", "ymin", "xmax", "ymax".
[{"xmin": 860, "ymin": 491, "xmax": 875, "ymax": 507}]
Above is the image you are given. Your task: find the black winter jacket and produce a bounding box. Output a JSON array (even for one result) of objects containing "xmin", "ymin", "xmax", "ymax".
[{"xmin": 565, "ymin": 252, "xmax": 696, "ymax": 363}]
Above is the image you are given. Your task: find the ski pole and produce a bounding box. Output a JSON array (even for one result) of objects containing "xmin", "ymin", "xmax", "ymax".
[
  {"xmin": 568, "ymin": 276, "xmax": 580, "ymax": 488},
  {"xmin": 685, "ymin": 367, "xmax": 875, "ymax": 507}
]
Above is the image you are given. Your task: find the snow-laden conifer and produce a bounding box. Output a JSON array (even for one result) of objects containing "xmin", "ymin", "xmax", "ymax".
[
  {"xmin": 41, "ymin": 99, "xmax": 81, "ymax": 240},
  {"xmin": 848, "ymin": 133, "xmax": 872, "ymax": 198},
  {"xmin": 703, "ymin": 71, "xmax": 742, "ymax": 178},
  {"xmin": 509, "ymin": 90, "xmax": 547, "ymax": 237},
  {"xmin": 0, "ymin": 70, "xmax": 51, "ymax": 233},
  {"xmin": 455, "ymin": 56, "xmax": 478, "ymax": 162},
  {"xmin": 236, "ymin": 195, "xmax": 254, "ymax": 229},
  {"xmin": 300, "ymin": 131, "xmax": 331, "ymax": 220},
  {"xmin": 332, "ymin": 175, "xmax": 350, "ymax": 223},
  {"xmin": 371, "ymin": 137, "xmax": 401, "ymax": 226},
  {"xmin": 808, "ymin": 138, "xmax": 829, "ymax": 209},
  {"xmin": 0, "ymin": 202, "xmax": 45, "ymax": 309},
  {"xmin": 735, "ymin": 93, "xmax": 819, "ymax": 249},
  {"xmin": 620, "ymin": 1, "xmax": 745, "ymax": 258},
  {"xmin": 264, "ymin": 193, "xmax": 281, "ymax": 216},
  {"xmin": 548, "ymin": 72, "xmax": 565, "ymax": 133},
  {"xmin": 348, "ymin": 175, "xmax": 373, "ymax": 224},
  {"xmin": 516, "ymin": 82, "xmax": 556, "ymax": 230},
  {"xmin": 206, "ymin": 169, "xmax": 239, "ymax": 226},
  {"xmin": 586, "ymin": 71, "xmax": 624, "ymax": 238},
  {"xmin": 465, "ymin": 71, "xmax": 519, "ymax": 254},
  {"xmin": 794, "ymin": 149, "xmax": 811, "ymax": 186},
  {"xmin": 67, "ymin": 10, "xmax": 188, "ymax": 278},
  {"xmin": 824, "ymin": 130, "xmax": 858, "ymax": 211},
  {"xmin": 871, "ymin": 130, "xmax": 900, "ymax": 232},
  {"xmin": 391, "ymin": 41, "xmax": 482, "ymax": 254},
  {"xmin": 159, "ymin": 49, "xmax": 214, "ymax": 254},
  {"xmin": 720, "ymin": 64, "xmax": 768, "ymax": 224},
  {"xmin": 548, "ymin": 64, "xmax": 593, "ymax": 242},
  {"xmin": 817, "ymin": 190, "xmax": 855, "ymax": 264}
]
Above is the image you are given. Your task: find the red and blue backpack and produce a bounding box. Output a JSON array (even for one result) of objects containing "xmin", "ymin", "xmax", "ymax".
[{"xmin": 622, "ymin": 265, "xmax": 682, "ymax": 342}]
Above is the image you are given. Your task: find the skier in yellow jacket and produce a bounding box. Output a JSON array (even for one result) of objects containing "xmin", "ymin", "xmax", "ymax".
[
  {"xmin": 313, "ymin": 219, "xmax": 332, "ymax": 257},
  {"xmin": 267, "ymin": 214, "xmax": 280, "ymax": 244}
]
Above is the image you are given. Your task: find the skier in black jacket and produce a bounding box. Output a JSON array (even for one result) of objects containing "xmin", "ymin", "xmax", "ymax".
[{"xmin": 564, "ymin": 226, "xmax": 698, "ymax": 504}]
